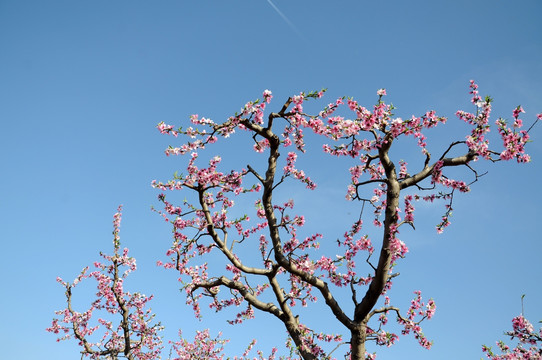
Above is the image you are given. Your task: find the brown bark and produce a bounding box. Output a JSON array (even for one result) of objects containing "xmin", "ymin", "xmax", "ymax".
[{"xmin": 350, "ymin": 322, "xmax": 368, "ymax": 360}]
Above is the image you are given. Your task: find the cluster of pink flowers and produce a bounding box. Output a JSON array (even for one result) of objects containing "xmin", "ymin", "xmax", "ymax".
[
  {"xmin": 168, "ymin": 326, "xmax": 282, "ymax": 359},
  {"xmin": 157, "ymin": 121, "xmax": 178, "ymax": 137},
  {"xmin": 496, "ymin": 112, "xmax": 531, "ymax": 162},
  {"xmin": 375, "ymin": 330, "xmax": 398, "ymax": 347},
  {"xmin": 283, "ymin": 151, "xmax": 317, "ymax": 189},
  {"xmin": 395, "ymin": 291, "xmax": 436, "ymax": 350},
  {"xmin": 365, "ymin": 290, "xmax": 435, "ymax": 355},
  {"xmin": 457, "ymin": 80, "xmax": 540, "ymax": 164},
  {"xmin": 483, "ymin": 315, "xmax": 542, "ymax": 359},
  {"xmin": 169, "ymin": 329, "xmax": 228, "ymax": 360}
]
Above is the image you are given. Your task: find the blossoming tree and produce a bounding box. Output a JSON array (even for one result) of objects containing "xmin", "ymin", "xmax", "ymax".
[
  {"xmin": 47, "ymin": 207, "xmax": 164, "ymax": 359},
  {"xmin": 150, "ymin": 80, "xmax": 539, "ymax": 359},
  {"xmin": 49, "ymin": 81, "xmax": 540, "ymax": 359}
]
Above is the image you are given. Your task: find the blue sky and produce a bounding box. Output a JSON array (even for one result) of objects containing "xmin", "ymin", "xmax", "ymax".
[{"xmin": 1, "ymin": 1, "xmax": 541, "ymax": 359}]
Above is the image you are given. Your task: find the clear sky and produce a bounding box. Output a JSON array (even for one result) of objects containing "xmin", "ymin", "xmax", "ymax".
[{"xmin": 1, "ymin": 1, "xmax": 541, "ymax": 359}]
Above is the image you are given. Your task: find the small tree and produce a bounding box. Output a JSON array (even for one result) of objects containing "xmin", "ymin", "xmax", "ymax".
[
  {"xmin": 47, "ymin": 206, "xmax": 164, "ymax": 359},
  {"xmin": 150, "ymin": 81, "xmax": 539, "ymax": 359}
]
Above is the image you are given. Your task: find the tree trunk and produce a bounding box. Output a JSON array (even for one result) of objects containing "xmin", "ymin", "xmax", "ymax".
[{"xmin": 350, "ymin": 323, "xmax": 368, "ymax": 360}]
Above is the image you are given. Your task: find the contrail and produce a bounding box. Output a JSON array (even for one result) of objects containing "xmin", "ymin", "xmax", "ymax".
[{"xmin": 266, "ymin": 0, "xmax": 307, "ymax": 41}]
